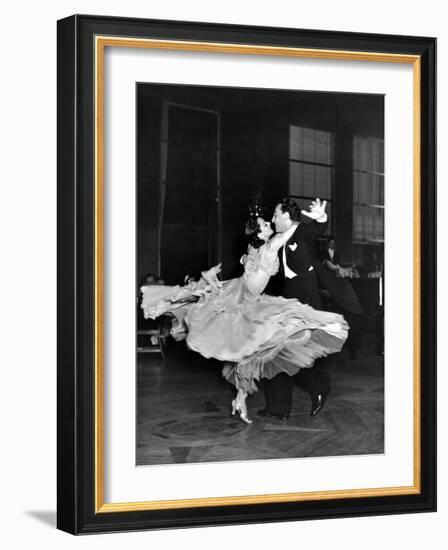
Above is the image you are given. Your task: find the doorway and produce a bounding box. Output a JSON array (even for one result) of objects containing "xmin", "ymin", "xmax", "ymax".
[{"xmin": 158, "ymin": 102, "xmax": 222, "ymax": 284}]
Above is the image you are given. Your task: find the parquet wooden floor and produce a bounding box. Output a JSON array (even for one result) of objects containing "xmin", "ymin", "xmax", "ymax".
[{"xmin": 136, "ymin": 340, "xmax": 384, "ymax": 466}]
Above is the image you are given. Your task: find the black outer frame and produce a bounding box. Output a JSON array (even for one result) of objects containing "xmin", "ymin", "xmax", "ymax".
[{"xmin": 57, "ymin": 14, "xmax": 436, "ymax": 535}]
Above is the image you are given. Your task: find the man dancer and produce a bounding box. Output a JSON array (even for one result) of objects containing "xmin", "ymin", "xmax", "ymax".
[{"xmin": 258, "ymin": 197, "xmax": 332, "ymax": 420}]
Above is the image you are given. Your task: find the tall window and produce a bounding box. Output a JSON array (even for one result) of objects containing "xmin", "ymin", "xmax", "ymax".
[
  {"xmin": 353, "ymin": 136, "xmax": 384, "ymax": 269},
  {"xmin": 289, "ymin": 125, "xmax": 333, "ymax": 234}
]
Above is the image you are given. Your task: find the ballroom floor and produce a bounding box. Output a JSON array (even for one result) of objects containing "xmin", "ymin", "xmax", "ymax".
[{"xmin": 136, "ymin": 336, "xmax": 384, "ymax": 466}]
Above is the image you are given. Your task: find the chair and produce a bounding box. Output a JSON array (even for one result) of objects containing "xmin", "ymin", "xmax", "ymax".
[
  {"xmin": 137, "ymin": 313, "xmax": 169, "ymax": 359},
  {"xmin": 137, "ymin": 326, "xmax": 166, "ymax": 358}
]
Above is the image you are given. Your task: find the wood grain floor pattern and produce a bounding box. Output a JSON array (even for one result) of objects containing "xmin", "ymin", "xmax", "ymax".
[{"xmin": 136, "ymin": 341, "xmax": 384, "ymax": 466}]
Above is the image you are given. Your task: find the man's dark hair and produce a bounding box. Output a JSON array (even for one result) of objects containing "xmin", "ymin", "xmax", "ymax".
[
  {"xmin": 245, "ymin": 217, "xmax": 265, "ymax": 249},
  {"xmin": 278, "ymin": 198, "xmax": 301, "ymax": 221}
]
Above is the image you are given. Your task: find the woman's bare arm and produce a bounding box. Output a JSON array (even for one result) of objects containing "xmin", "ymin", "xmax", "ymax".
[{"xmin": 267, "ymin": 222, "xmax": 299, "ymax": 252}]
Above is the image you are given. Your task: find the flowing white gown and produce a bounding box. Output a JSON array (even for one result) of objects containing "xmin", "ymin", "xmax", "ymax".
[{"xmin": 141, "ymin": 244, "xmax": 349, "ymax": 393}]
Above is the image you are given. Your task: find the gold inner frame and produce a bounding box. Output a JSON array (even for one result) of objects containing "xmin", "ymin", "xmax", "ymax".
[{"xmin": 94, "ymin": 36, "xmax": 421, "ymax": 513}]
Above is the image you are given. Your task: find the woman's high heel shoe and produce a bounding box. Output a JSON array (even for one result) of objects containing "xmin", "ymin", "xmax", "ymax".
[{"xmin": 231, "ymin": 397, "xmax": 253, "ymax": 424}]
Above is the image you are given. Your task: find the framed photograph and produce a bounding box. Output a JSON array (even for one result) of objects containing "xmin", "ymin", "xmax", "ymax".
[{"xmin": 57, "ymin": 14, "xmax": 436, "ymax": 534}]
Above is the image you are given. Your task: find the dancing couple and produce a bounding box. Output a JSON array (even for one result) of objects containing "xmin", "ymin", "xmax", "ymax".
[{"xmin": 141, "ymin": 197, "xmax": 348, "ymax": 424}]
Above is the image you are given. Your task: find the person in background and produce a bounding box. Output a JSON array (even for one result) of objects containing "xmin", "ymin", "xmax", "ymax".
[
  {"xmin": 142, "ymin": 273, "xmax": 157, "ymax": 286},
  {"xmin": 322, "ymin": 239, "xmax": 343, "ymax": 276},
  {"xmin": 315, "ymin": 239, "xmax": 364, "ymax": 360}
]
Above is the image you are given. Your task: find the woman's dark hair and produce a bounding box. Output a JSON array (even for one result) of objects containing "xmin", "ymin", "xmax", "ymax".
[
  {"xmin": 245, "ymin": 217, "xmax": 265, "ymax": 249},
  {"xmin": 278, "ymin": 198, "xmax": 301, "ymax": 221}
]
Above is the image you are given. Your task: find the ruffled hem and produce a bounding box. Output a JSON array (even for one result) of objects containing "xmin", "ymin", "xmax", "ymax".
[
  {"xmin": 141, "ymin": 266, "xmax": 349, "ymax": 394},
  {"xmin": 222, "ymin": 327, "xmax": 346, "ymax": 394}
]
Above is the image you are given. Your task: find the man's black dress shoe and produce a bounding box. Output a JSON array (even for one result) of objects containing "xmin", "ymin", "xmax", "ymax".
[
  {"xmin": 257, "ymin": 409, "xmax": 289, "ymax": 420},
  {"xmin": 310, "ymin": 389, "xmax": 330, "ymax": 417}
]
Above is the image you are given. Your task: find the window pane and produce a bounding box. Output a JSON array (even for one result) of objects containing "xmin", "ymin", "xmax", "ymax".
[
  {"xmin": 353, "ymin": 135, "xmax": 385, "ymax": 243},
  {"xmin": 373, "ymin": 175, "xmax": 384, "ymax": 206},
  {"xmin": 290, "ymin": 162, "xmax": 331, "ymax": 199},
  {"xmin": 353, "ymin": 172, "xmax": 384, "ymax": 206},
  {"xmin": 353, "ymin": 205, "xmax": 384, "ymax": 242},
  {"xmin": 289, "ymin": 126, "xmax": 333, "ymax": 236},
  {"xmin": 315, "ymin": 165, "xmax": 332, "ymax": 198},
  {"xmin": 302, "ymin": 163, "xmax": 316, "ymax": 196},
  {"xmin": 302, "ymin": 128, "xmax": 314, "ymax": 162},
  {"xmin": 374, "ymin": 208, "xmax": 384, "ymax": 240},
  {"xmin": 353, "ymin": 205, "xmax": 364, "ymax": 240},
  {"xmin": 371, "ymin": 139, "xmax": 383, "ymax": 173},
  {"xmin": 353, "ymin": 136, "xmax": 384, "ymax": 174},
  {"xmin": 354, "ymin": 171, "xmax": 370, "ymax": 204},
  {"xmin": 289, "ymin": 162, "xmax": 303, "ymax": 195},
  {"xmin": 289, "ymin": 161, "xmax": 313, "ymax": 196},
  {"xmin": 315, "ymin": 129, "xmax": 332, "ymax": 164},
  {"xmin": 354, "ymin": 136, "xmax": 368, "ymax": 171},
  {"xmin": 372, "ymin": 174, "xmax": 384, "ymax": 205},
  {"xmin": 290, "ymin": 125, "xmax": 332, "ymax": 165},
  {"xmin": 289, "ymin": 125, "xmax": 300, "ymax": 160},
  {"xmin": 364, "ymin": 206, "xmax": 374, "ymax": 241}
]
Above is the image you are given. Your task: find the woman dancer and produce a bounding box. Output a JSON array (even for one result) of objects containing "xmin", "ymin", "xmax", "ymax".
[{"xmin": 141, "ymin": 217, "xmax": 348, "ymax": 424}]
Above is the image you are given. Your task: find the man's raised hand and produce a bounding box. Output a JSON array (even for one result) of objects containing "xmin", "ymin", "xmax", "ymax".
[{"xmin": 301, "ymin": 198, "xmax": 327, "ymax": 220}]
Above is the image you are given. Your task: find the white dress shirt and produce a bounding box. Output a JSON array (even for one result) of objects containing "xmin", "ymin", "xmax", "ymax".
[
  {"xmin": 281, "ymin": 215, "xmax": 327, "ymax": 279},
  {"xmin": 282, "ymin": 244, "xmax": 298, "ymax": 279}
]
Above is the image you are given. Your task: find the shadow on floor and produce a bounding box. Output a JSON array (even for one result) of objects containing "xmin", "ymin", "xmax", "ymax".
[{"xmin": 25, "ymin": 510, "xmax": 57, "ymax": 528}]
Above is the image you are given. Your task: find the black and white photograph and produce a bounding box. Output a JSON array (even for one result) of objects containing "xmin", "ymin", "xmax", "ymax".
[
  {"xmin": 1, "ymin": 0, "xmax": 440, "ymax": 544},
  {"xmin": 136, "ymin": 83, "xmax": 385, "ymax": 466}
]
